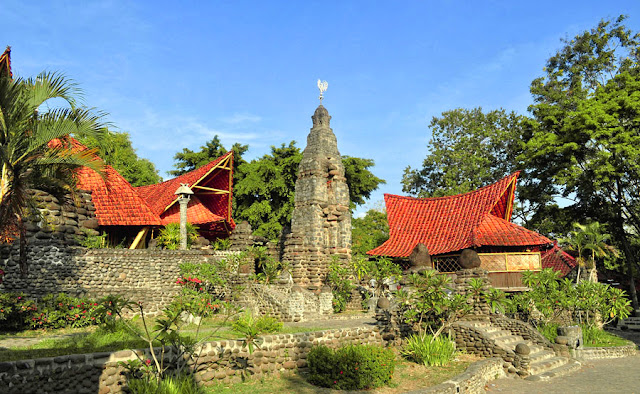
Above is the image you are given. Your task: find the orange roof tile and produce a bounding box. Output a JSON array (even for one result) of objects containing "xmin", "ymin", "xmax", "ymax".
[
  {"xmin": 160, "ymin": 195, "xmax": 225, "ymax": 225},
  {"xmin": 541, "ymin": 242, "xmax": 577, "ymax": 276},
  {"xmin": 75, "ymin": 165, "xmax": 162, "ymax": 226},
  {"xmin": 135, "ymin": 151, "xmax": 233, "ymax": 218},
  {"xmin": 49, "ymin": 137, "xmax": 161, "ymax": 226},
  {"xmin": 368, "ymin": 173, "xmax": 552, "ymax": 257}
]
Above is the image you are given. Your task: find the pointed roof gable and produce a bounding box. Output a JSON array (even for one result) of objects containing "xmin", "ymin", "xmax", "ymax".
[
  {"xmin": 368, "ymin": 172, "xmax": 552, "ymax": 257},
  {"xmin": 0, "ymin": 46, "xmax": 12, "ymax": 78},
  {"xmin": 135, "ymin": 151, "xmax": 234, "ymax": 226}
]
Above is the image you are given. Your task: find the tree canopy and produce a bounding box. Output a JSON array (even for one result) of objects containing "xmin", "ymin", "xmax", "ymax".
[
  {"xmin": 522, "ymin": 15, "xmax": 640, "ymax": 308},
  {"xmin": 77, "ymin": 130, "xmax": 161, "ymax": 187},
  {"xmin": 401, "ymin": 107, "xmax": 523, "ymax": 198},
  {"xmin": 351, "ymin": 208, "xmax": 389, "ymax": 257},
  {"xmin": 170, "ymin": 135, "xmax": 248, "ymax": 180}
]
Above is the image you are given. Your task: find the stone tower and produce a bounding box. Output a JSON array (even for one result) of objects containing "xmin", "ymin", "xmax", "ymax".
[{"xmin": 284, "ymin": 105, "xmax": 351, "ymax": 288}]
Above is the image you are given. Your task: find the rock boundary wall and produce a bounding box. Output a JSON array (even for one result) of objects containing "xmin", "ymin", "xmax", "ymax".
[
  {"xmin": 1, "ymin": 249, "xmax": 240, "ymax": 315},
  {"xmin": 571, "ymin": 343, "xmax": 638, "ymax": 360},
  {"xmin": 0, "ymin": 325, "xmax": 382, "ymax": 394},
  {"xmin": 412, "ymin": 357, "xmax": 505, "ymax": 394}
]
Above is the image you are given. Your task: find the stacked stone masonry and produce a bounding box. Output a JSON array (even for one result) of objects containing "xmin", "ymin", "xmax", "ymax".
[
  {"xmin": 0, "ymin": 326, "xmax": 382, "ymax": 393},
  {"xmin": 284, "ymin": 105, "xmax": 352, "ymax": 289},
  {"xmin": 0, "ymin": 248, "xmax": 240, "ymax": 315}
]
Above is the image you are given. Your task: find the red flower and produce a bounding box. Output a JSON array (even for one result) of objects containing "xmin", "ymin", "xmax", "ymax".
[{"xmin": 145, "ymin": 359, "xmax": 152, "ymax": 366}]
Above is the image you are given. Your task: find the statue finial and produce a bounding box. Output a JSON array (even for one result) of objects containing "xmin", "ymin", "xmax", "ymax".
[{"xmin": 317, "ymin": 79, "xmax": 328, "ymax": 103}]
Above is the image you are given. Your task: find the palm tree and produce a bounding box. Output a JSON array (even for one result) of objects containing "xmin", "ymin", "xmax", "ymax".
[
  {"xmin": 0, "ymin": 71, "xmax": 106, "ymax": 273},
  {"xmin": 561, "ymin": 222, "xmax": 620, "ymax": 284}
]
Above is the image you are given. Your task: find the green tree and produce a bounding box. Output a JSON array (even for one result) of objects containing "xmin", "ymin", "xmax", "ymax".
[
  {"xmin": 169, "ymin": 135, "xmax": 248, "ymax": 179},
  {"xmin": 233, "ymin": 142, "xmax": 301, "ymax": 240},
  {"xmin": 522, "ymin": 15, "xmax": 640, "ymax": 308},
  {"xmin": 352, "ymin": 208, "xmax": 389, "ymax": 257},
  {"xmin": 343, "ymin": 156, "xmax": 386, "ymax": 209},
  {"xmin": 561, "ymin": 222, "xmax": 620, "ymax": 284},
  {"xmin": 77, "ymin": 130, "xmax": 161, "ymax": 186},
  {"xmin": 402, "ymin": 107, "xmax": 524, "ymax": 198},
  {"xmin": 0, "ymin": 72, "xmax": 106, "ymax": 272}
]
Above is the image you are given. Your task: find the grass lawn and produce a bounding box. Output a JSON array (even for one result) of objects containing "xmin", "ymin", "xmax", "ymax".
[
  {"xmin": 205, "ymin": 353, "xmax": 481, "ymax": 394},
  {"xmin": 0, "ymin": 316, "xmax": 332, "ymax": 362}
]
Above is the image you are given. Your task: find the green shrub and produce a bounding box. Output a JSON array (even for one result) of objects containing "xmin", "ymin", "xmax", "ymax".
[
  {"xmin": 0, "ymin": 292, "xmax": 36, "ymax": 331},
  {"xmin": 307, "ymin": 344, "xmax": 395, "ymax": 390},
  {"xmin": 77, "ymin": 230, "xmax": 109, "ymax": 248},
  {"xmin": 0, "ymin": 292, "xmax": 103, "ymax": 331},
  {"xmin": 126, "ymin": 374, "xmax": 204, "ymax": 394},
  {"xmin": 232, "ymin": 312, "xmax": 283, "ymax": 353},
  {"xmin": 326, "ymin": 257, "xmax": 354, "ymax": 313},
  {"xmin": 581, "ymin": 325, "xmax": 629, "ymax": 347},
  {"xmin": 401, "ymin": 333, "xmax": 457, "ymax": 366},
  {"xmin": 156, "ymin": 222, "xmax": 199, "ymax": 250},
  {"xmin": 537, "ymin": 323, "xmax": 559, "ymax": 343}
]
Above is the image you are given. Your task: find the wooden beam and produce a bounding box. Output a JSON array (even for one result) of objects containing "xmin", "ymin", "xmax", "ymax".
[
  {"xmin": 192, "ymin": 185, "xmax": 230, "ymax": 194},
  {"xmin": 130, "ymin": 227, "xmax": 149, "ymax": 249}
]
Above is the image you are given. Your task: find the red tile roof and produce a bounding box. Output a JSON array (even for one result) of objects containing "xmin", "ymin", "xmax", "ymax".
[
  {"xmin": 160, "ymin": 195, "xmax": 225, "ymax": 225},
  {"xmin": 48, "ymin": 137, "xmax": 162, "ymax": 226},
  {"xmin": 75, "ymin": 165, "xmax": 162, "ymax": 226},
  {"xmin": 368, "ymin": 173, "xmax": 552, "ymax": 257},
  {"xmin": 135, "ymin": 152, "xmax": 233, "ymax": 216},
  {"xmin": 135, "ymin": 151, "xmax": 234, "ymax": 233},
  {"xmin": 541, "ymin": 242, "xmax": 577, "ymax": 276}
]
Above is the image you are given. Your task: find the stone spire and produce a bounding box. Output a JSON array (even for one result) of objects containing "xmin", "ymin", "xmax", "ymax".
[{"xmin": 284, "ymin": 105, "xmax": 352, "ymax": 288}]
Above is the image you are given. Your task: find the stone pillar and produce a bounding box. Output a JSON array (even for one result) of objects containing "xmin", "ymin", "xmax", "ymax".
[
  {"xmin": 178, "ymin": 197, "xmax": 189, "ymax": 250},
  {"xmin": 284, "ymin": 105, "xmax": 351, "ymax": 289}
]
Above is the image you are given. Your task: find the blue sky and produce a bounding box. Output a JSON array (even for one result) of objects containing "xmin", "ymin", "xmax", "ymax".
[{"xmin": 2, "ymin": 1, "xmax": 640, "ymax": 216}]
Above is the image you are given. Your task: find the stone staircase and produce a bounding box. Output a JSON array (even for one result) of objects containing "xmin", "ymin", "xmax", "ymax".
[
  {"xmin": 459, "ymin": 321, "xmax": 581, "ymax": 381},
  {"xmin": 620, "ymin": 310, "xmax": 640, "ymax": 330}
]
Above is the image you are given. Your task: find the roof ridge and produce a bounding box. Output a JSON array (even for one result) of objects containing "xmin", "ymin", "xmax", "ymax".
[{"xmin": 384, "ymin": 172, "xmax": 520, "ymax": 202}]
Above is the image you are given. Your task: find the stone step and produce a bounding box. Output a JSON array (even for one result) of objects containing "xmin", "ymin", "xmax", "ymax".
[
  {"xmin": 494, "ymin": 334, "xmax": 524, "ymax": 346},
  {"xmin": 529, "ymin": 356, "xmax": 569, "ymax": 376},
  {"xmin": 528, "ymin": 349, "xmax": 556, "ymax": 363},
  {"xmin": 526, "ymin": 359, "xmax": 582, "ymax": 382},
  {"xmin": 622, "ymin": 323, "xmax": 640, "ymax": 330}
]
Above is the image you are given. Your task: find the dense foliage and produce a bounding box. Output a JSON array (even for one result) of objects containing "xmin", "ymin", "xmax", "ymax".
[
  {"xmin": 401, "ymin": 333, "xmax": 457, "ymax": 366},
  {"xmin": 0, "ymin": 292, "xmax": 104, "ymax": 331},
  {"xmin": 403, "ymin": 16, "xmax": 640, "ymax": 309},
  {"xmin": 0, "ymin": 71, "xmax": 106, "ymax": 271},
  {"xmin": 169, "ymin": 135, "xmax": 248, "ymax": 181},
  {"xmin": 326, "ymin": 258, "xmax": 355, "ymax": 313},
  {"xmin": 307, "ymin": 344, "xmax": 396, "ymax": 390},
  {"xmin": 351, "ymin": 209, "xmax": 389, "ymax": 256},
  {"xmin": 402, "ymin": 107, "xmax": 523, "ymax": 198},
  {"xmin": 506, "ymin": 269, "xmax": 632, "ymax": 329},
  {"xmin": 77, "ymin": 130, "xmax": 162, "ymax": 187},
  {"xmin": 156, "ymin": 223, "xmax": 199, "ymax": 250}
]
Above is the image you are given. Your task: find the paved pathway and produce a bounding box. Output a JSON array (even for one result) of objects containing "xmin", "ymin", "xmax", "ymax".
[
  {"xmin": 487, "ymin": 355, "xmax": 640, "ymax": 393},
  {"xmin": 488, "ymin": 328, "xmax": 640, "ymax": 394}
]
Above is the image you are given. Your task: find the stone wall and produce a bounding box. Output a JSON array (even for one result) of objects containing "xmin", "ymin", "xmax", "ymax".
[
  {"xmin": 417, "ymin": 357, "xmax": 506, "ymax": 394},
  {"xmin": 0, "ymin": 249, "xmax": 240, "ymax": 315},
  {"xmin": 571, "ymin": 343, "xmax": 638, "ymax": 360},
  {"xmin": 0, "ymin": 326, "xmax": 382, "ymax": 393}
]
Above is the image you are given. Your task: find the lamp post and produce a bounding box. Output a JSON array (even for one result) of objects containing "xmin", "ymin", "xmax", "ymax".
[{"xmin": 174, "ymin": 183, "xmax": 194, "ymax": 250}]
